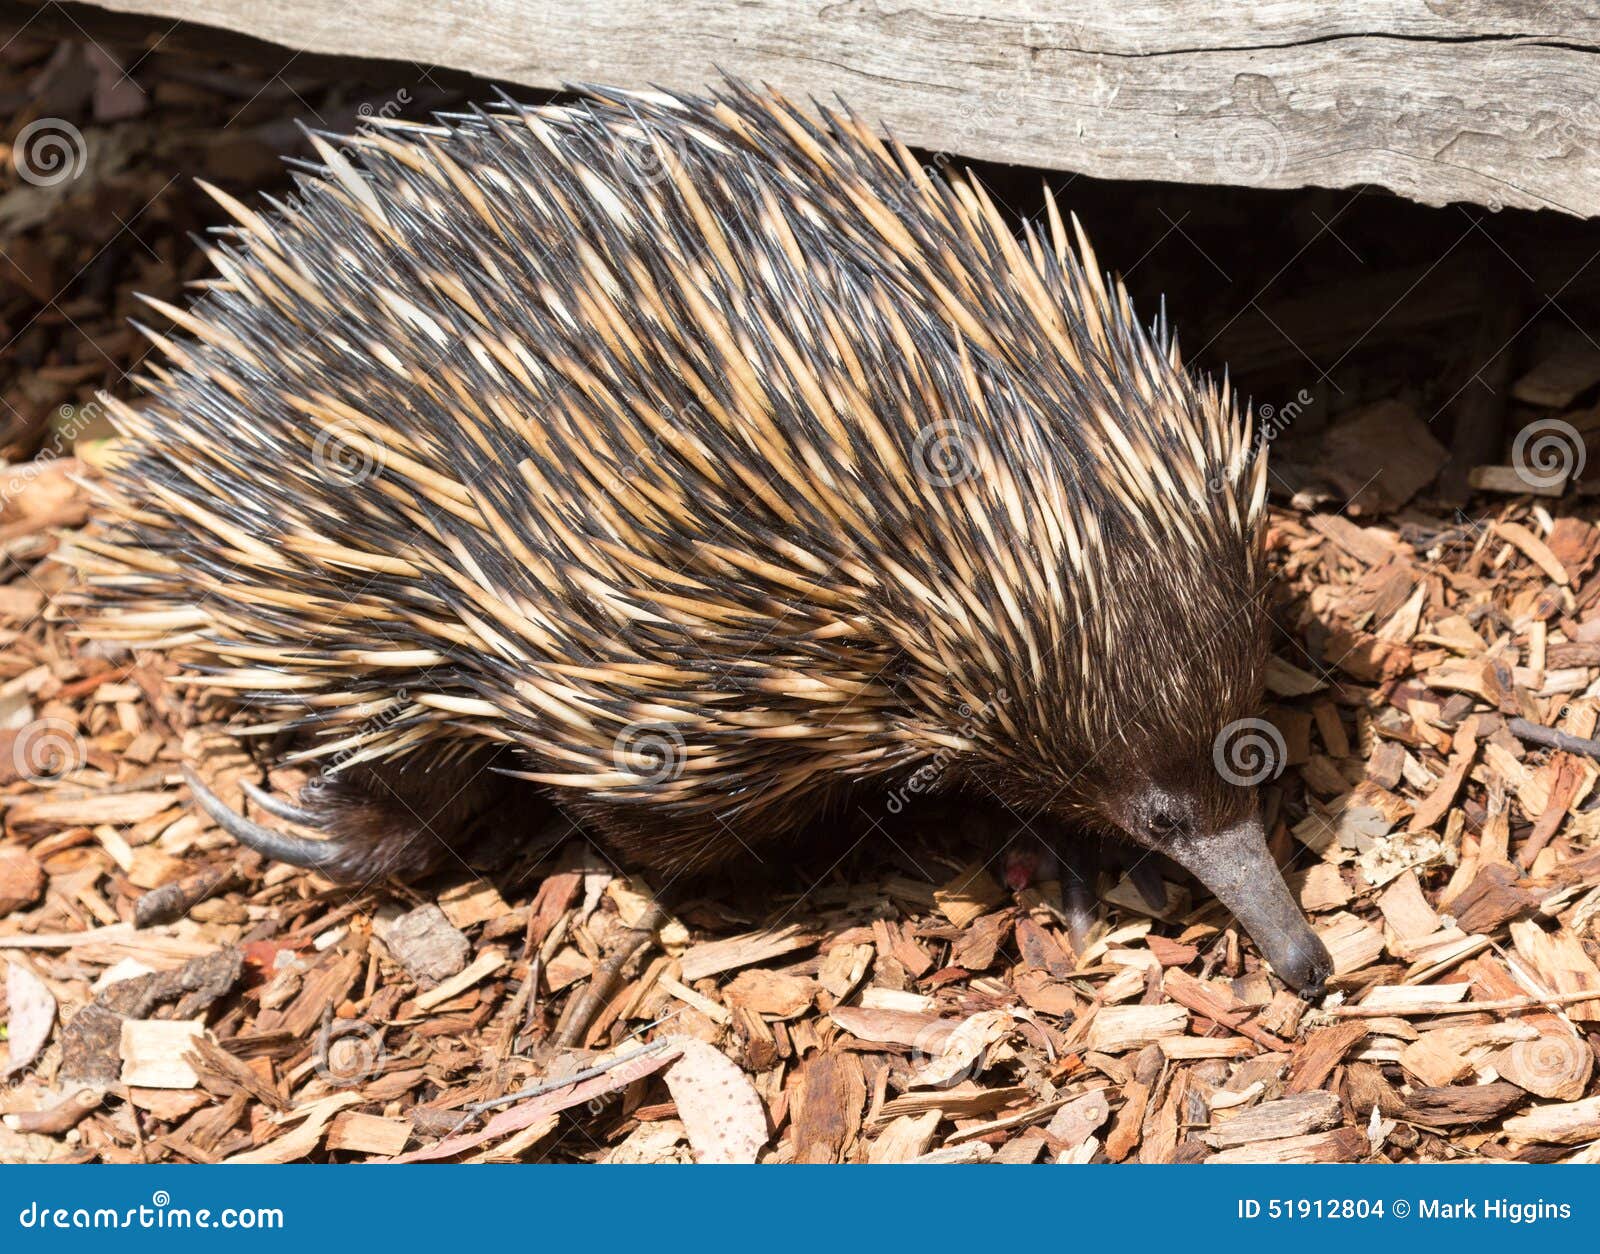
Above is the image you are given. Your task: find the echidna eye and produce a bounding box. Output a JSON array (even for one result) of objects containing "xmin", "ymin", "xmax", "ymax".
[{"xmin": 1149, "ymin": 809, "xmax": 1184, "ymax": 836}]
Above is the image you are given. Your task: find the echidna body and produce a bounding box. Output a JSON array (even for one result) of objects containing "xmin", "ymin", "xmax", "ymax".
[{"xmin": 66, "ymin": 82, "xmax": 1331, "ymax": 989}]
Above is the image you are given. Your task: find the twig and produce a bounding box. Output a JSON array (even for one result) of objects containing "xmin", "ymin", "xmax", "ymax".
[
  {"xmin": 1329, "ymin": 988, "xmax": 1600, "ymax": 1018},
  {"xmin": 553, "ymin": 902, "xmax": 668, "ymax": 1049},
  {"xmin": 462, "ymin": 1037, "xmax": 676, "ymax": 1115},
  {"xmin": 1507, "ymin": 717, "xmax": 1600, "ymax": 761},
  {"xmin": 134, "ymin": 865, "xmax": 235, "ymax": 927},
  {"xmin": 515, "ymin": 954, "xmax": 543, "ymax": 1050},
  {"xmin": 3, "ymin": 1088, "xmax": 104, "ymax": 1135}
]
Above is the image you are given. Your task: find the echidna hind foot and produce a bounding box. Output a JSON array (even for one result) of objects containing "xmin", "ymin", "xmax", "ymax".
[
  {"xmin": 184, "ymin": 752, "xmax": 522, "ymax": 884},
  {"xmin": 183, "ymin": 750, "xmax": 796, "ymax": 886}
]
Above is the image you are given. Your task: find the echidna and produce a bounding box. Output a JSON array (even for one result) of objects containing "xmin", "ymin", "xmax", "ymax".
[{"xmin": 63, "ymin": 81, "xmax": 1332, "ymax": 991}]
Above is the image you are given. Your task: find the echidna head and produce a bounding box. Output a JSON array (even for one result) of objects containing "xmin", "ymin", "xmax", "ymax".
[
  {"xmin": 1092, "ymin": 579, "xmax": 1271, "ymax": 836},
  {"xmin": 1106, "ymin": 784, "xmax": 1332, "ymax": 994},
  {"xmin": 1069, "ymin": 605, "xmax": 1331, "ymax": 992},
  {"xmin": 1074, "ymin": 571, "xmax": 1329, "ymax": 991},
  {"xmin": 947, "ymin": 491, "xmax": 1331, "ymax": 992}
]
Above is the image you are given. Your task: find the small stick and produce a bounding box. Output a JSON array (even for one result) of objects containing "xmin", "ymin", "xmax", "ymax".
[
  {"xmin": 1507, "ymin": 717, "xmax": 1600, "ymax": 761},
  {"xmin": 462, "ymin": 1037, "xmax": 676, "ymax": 1115},
  {"xmin": 515, "ymin": 955, "xmax": 544, "ymax": 1049},
  {"xmin": 1328, "ymin": 988, "xmax": 1600, "ymax": 1018},
  {"xmin": 513, "ymin": 905, "xmax": 545, "ymax": 1049},
  {"xmin": 553, "ymin": 902, "xmax": 668, "ymax": 1049},
  {"xmin": 134, "ymin": 865, "xmax": 235, "ymax": 928},
  {"xmin": 282, "ymin": 899, "xmax": 371, "ymax": 945},
  {"xmin": 56, "ymin": 664, "xmax": 136, "ymax": 701},
  {"xmin": 4, "ymin": 1088, "xmax": 105, "ymax": 1135}
]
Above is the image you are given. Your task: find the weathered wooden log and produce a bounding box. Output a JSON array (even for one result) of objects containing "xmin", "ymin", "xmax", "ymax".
[{"xmin": 38, "ymin": 0, "xmax": 1600, "ymax": 217}]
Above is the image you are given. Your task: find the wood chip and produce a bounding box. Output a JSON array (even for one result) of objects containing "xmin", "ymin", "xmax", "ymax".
[
  {"xmin": 119, "ymin": 1019, "xmax": 205, "ymax": 1089},
  {"xmin": 0, "ymin": 847, "xmax": 45, "ymax": 914},
  {"xmin": 226, "ymin": 1094, "xmax": 362, "ymax": 1164},
  {"xmin": 1085, "ymin": 1003, "xmax": 1188, "ymax": 1053},
  {"xmin": 1512, "ymin": 342, "xmax": 1600, "ymax": 407},
  {"xmin": 721, "ymin": 968, "xmax": 818, "ymax": 1019},
  {"xmin": 868, "ymin": 1110, "xmax": 941, "ymax": 1163},
  {"xmin": 1206, "ymin": 1091, "xmax": 1342, "ymax": 1148},
  {"xmin": 1317, "ymin": 912, "xmax": 1387, "ymax": 974},
  {"xmin": 1510, "ymin": 919, "xmax": 1600, "ymax": 1020},
  {"xmin": 1497, "ymin": 522, "xmax": 1570, "ymax": 586},
  {"xmin": 1287, "ymin": 1022, "xmax": 1369, "ymax": 1093},
  {"xmin": 437, "ymin": 882, "xmax": 511, "ymax": 930},
  {"xmin": 1401, "ymin": 1081, "xmax": 1525, "ymax": 1127},
  {"xmin": 327, "ymin": 1111, "xmax": 412, "ymax": 1157},
  {"xmin": 789, "ymin": 1049, "xmax": 865, "ymax": 1164},
  {"xmin": 410, "ymin": 949, "xmax": 505, "ymax": 1012},
  {"xmin": 1206, "ymin": 1127, "xmax": 1370, "ymax": 1164},
  {"xmin": 1044, "ymin": 1088, "xmax": 1112, "ymax": 1152},
  {"xmin": 1502, "ymin": 1095, "xmax": 1600, "ymax": 1146},
  {"xmin": 380, "ymin": 903, "xmax": 470, "ymax": 986},
  {"xmin": 933, "ymin": 862, "xmax": 1006, "ymax": 928},
  {"xmin": 678, "ymin": 924, "xmax": 818, "ymax": 982}
]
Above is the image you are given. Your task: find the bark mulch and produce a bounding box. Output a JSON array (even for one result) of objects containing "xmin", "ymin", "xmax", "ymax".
[{"xmin": 3, "ymin": 30, "xmax": 1600, "ymax": 1165}]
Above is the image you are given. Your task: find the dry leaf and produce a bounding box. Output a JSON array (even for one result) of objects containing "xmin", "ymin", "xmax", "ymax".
[
  {"xmin": 661, "ymin": 1035, "xmax": 768, "ymax": 1164},
  {"xmin": 2, "ymin": 961, "xmax": 55, "ymax": 1077}
]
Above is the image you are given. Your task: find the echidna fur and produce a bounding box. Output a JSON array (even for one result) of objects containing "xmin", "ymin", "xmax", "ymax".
[{"xmin": 61, "ymin": 80, "xmax": 1330, "ymax": 989}]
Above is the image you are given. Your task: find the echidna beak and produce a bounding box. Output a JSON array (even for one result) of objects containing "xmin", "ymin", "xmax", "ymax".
[
  {"xmin": 1167, "ymin": 817, "xmax": 1333, "ymax": 995},
  {"xmin": 181, "ymin": 764, "xmax": 340, "ymax": 871}
]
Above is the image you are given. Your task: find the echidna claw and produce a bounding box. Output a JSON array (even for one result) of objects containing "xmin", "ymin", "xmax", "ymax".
[
  {"xmin": 239, "ymin": 777, "xmax": 321, "ymax": 827},
  {"xmin": 1062, "ymin": 873, "xmax": 1098, "ymax": 955},
  {"xmin": 1128, "ymin": 858, "xmax": 1168, "ymax": 913},
  {"xmin": 1056, "ymin": 835, "xmax": 1171, "ymax": 954},
  {"xmin": 182, "ymin": 764, "xmax": 339, "ymax": 870}
]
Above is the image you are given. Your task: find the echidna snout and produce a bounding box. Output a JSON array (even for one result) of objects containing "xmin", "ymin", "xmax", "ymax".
[{"xmin": 1181, "ymin": 818, "xmax": 1333, "ymax": 994}]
